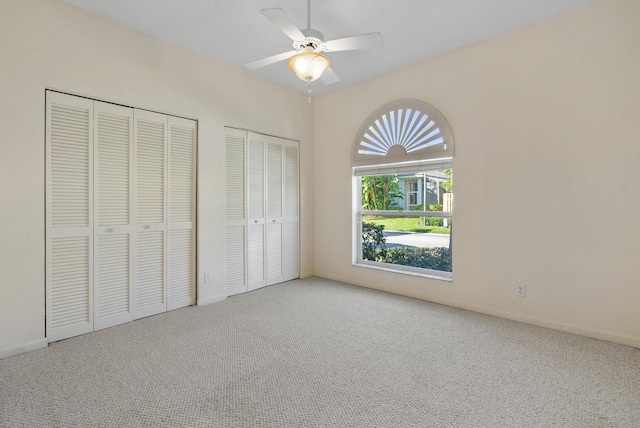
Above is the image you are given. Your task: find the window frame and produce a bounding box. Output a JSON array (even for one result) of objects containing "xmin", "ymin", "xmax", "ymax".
[
  {"xmin": 407, "ymin": 179, "xmax": 418, "ymax": 210},
  {"xmin": 351, "ymin": 99, "xmax": 455, "ymax": 281},
  {"xmin": 353, "ymin": 159, "xmax": 453, "ymax": 281}
]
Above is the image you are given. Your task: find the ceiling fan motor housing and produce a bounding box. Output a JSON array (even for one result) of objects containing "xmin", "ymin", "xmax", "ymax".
[{"xmin": 294, "ymin": 29, "xmax": 328, "ymax": 52}]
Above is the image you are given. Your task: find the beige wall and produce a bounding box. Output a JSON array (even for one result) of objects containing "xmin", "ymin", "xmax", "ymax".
[
  {"xmin": 0, "ymin": 0, "xmax": 314, "ymax": 356},
  {"xmin": 313, "ymin": 0, "xmax": 640, "ymax": 347}
]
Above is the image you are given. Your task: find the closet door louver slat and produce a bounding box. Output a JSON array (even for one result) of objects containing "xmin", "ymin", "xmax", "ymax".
[
  {"xmin": 225, "ymin": 129, "xmax": 247, "ymax": 295},
  {"xmin": 136, "ymin": 230, "xmax": 165, "ymax": 310},
  {"xmin": 134, "ymin": 110, "xmax": 167, "ymax": 319},
  {"xmin": 167, "ymin": 117, "xmax": 196, "ymax": 310},
  {"xmin": 94, "ymin": 102, "xmax": 134, "ymax": 330},
  {"xmin": 95, "ymin": 235, "xmax": 130, "ymax": 322},
  {"xmin": 283, "ymin": 142, "xmax": 300, "ymax": 281},
  {"xmin": 265, "ymin": 137, "xmax": 284, "ymax": 286},
  {"xmin": 266, "ymin": 223, "xmax": 283, "ymax": 283},
  {"xmin": 50, "ymin": 237, "xmax": 91, "ymax": 329},
  {"xmin": 247, "ymin": 223, "xmax": 265, "ymax": 289},
  {"xmin": 247, "ymin": 133, "xmax": 265, "ymax": 291},
  {"xmin": 168, "ymin": 229, "xmax": 193, "ymax": 304},
  {"xmin": 46, "ymin": 92, "xmax": 94, "ymax": 341},
  {"xmin": 225, "ymin": 226, "xmax": 245, "ymax": 292},
  {"xmin": 226, "ymin": 133, "xmax": 246, "ymax": 222}
]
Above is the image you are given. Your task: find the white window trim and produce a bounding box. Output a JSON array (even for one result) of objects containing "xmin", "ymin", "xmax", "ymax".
[
  {"xmin": 355, "ymin": 257, "xmax": 453, "ymax": 281},
  {"xmin": 353, "ymin": 158, "xmax": 453, "ymax": 281},
  {"xmin": 353, "ymin": 203, "xmax": 453, "ymax": 281},
  {"xmin": 352, "ymin": 99, "xmax": 454, "ymax": 281}
]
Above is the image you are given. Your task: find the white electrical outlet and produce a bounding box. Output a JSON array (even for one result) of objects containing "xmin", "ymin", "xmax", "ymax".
[
  {"xmin": 516, "ymin": 284, "xmax": 526, "ymax": 297},
  {"xmin": 204, "ymin": 273, "xmax": 210, "ymax": 284}
]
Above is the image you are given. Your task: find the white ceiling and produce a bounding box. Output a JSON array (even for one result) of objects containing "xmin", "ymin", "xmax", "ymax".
[{"xmin": 62, "ymin": 0, "xmax": 601, "ymax": 95}]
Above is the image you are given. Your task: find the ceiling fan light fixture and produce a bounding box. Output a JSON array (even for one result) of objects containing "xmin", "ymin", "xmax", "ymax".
[{"xmin": 287, "ymin": 47, "xmax": 330, "ymax": 82}]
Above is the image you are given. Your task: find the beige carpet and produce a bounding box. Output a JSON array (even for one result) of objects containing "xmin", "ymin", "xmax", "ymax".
[{"xmin": 1, "ymin": 277, "xmax": 639, "ymax": 427}]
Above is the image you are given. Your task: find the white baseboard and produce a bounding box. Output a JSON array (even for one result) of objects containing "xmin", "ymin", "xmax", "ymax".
[
  {"xmin": 471, "ymin": 306, "xmax": 640, "ymax": 350},
  {"xmin": 197, "ymin": 294, "xmax": 226, "ymax": 306},
  {"xmin": 0, "ymin": 338, "xmax": 48, "ymax": 360}
]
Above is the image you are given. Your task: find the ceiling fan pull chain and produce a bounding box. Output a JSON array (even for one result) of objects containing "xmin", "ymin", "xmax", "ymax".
[{"xmin": 308, "ymin": 81, "xmax": 312, "ymax": 103}]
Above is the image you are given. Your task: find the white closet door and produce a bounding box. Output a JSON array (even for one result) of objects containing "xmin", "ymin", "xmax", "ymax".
[
  {"xmin": 247, "ymin": 132, "xmax": 266, "ymax": 291},
  {"xmin": 265, "ymin": 136, "xmax": 284, "ymax": 286},
  {"xmin": 225, "ymin": 128, "xmax": 247, "ymax": 295},
  {"xmin": 167, "ymin": 116, "xmax": 196, "ymax": 310},
  {"xmin": 134, "ymin": 109, "xmax": 167, "ymax": 319},
  {"xmin": 46, "ymin": 91, "xmax": 94, "ymax": 342},
  {"xmin": 283, "ymin": 140, "xmax": 300, "ymax": 281},
  {"xmin": 94, "ymin": 102, "xmax": 134, "ymax": 330}
]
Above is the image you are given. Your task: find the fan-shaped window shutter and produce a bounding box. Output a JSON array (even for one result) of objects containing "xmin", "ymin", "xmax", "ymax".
[
  {"xmin": 46, "ymin": 92, "xmax": 94, "ymax": 342},
  {"xmin": 225, "ymin": 128, "xmax": 247, "ymax": 295},
  {"xmin": 352, "ymin": 99, "xmax": 454, "ymax": 168},
  {"xmin": 167, "ymin": 116, "xmax": 196, "ymax": 310}
]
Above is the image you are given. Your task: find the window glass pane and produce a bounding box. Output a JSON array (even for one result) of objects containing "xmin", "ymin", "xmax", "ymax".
[{"xmin": 359, "ymin": 167, "xmax": 453, "ymax": 275}]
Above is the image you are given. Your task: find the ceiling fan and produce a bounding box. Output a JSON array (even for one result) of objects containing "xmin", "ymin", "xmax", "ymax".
[{"xmin": 244, "ymin": 0, "xmax": 383, "ymax": 87}]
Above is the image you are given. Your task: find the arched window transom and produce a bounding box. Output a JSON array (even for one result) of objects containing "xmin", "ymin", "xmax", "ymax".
[{"xmin": 353, "ymin": 99, "xmax": 454, "ymax": 167}]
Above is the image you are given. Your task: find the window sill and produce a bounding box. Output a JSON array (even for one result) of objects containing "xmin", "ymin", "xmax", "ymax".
[{"xmin": 353, "ymin": 261, "xmax": 453, "ymax": 282}]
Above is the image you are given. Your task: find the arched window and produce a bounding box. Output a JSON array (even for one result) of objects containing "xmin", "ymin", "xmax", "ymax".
[{"xmin": 352, "ymin": 99, "xmax": 454, "ymax": 279}]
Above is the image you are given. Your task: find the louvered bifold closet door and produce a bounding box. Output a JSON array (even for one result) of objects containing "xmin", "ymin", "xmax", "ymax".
[
  {"xmin": 46, "ymin": 91, "xmax": 94, "ymax": 342},
  {"xmin": 225, "ymin": 128, "xmax": 247, "ymax": 295},
  {"xmin": 134, "ymin": 110, "xmax": 167, "ymax": 319},
  {"xmin": 265, "ymin": 136, "xmax": 284, "ymax": 286},
  {"xmin": 247, "ymin": 132, "xmax": 266, "ymax": 291},
  {"xmin": 167, "ymin": 117, "xmax": 196, "ymax": 310},
  {"xmin": 94, "ymin": 102, "xmax": 134, "ymax": 330},
  {"xmin": 283, "ymin": 140, "xmax": 300, "ymax": 281}
]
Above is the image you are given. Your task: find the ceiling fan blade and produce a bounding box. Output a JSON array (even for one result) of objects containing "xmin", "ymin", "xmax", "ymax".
[
  {"xmin": 325, "ymin": 32, "xmax": 383, "ymax": 52},
  {"xmin": 260, "ymin": 8, "xmax": 305, "ymax": 41},
  {"xmin": 244, "ymin": 50, "xmax": 297, "ymax": 70},
  {"xmin": 321, "ymin": 67, "xmax": 340, "ymax": 85}
]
